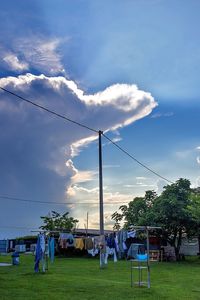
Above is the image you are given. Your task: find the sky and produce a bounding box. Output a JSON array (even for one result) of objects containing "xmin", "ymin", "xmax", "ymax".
[{"xmin": 0, "ymin": 0, "xmax": 200, "ymax": 239}]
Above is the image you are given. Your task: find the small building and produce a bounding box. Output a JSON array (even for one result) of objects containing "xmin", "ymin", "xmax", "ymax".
[
  {"xmin": 180, "ymin": 237, "xmax": 199, "ymax": 256},
  {"xmin": 0, "ymin": 240, "xmax": 9, "ymax": 253}
]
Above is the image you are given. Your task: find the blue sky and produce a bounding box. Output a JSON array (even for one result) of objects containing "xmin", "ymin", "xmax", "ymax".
[{"xmin": 0, "ymin": 0, "xmax": 200, "ymax": 239}]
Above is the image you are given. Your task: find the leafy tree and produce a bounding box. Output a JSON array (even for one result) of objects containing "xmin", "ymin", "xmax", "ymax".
[
  {"xmin": 187, "ymin": 193, "xmax": 200, "ymax": 255},
  {"xmin": 152, "ymin": 178, "xmax": 192, "ymax": 260},
  {"xmin": 112, "ymin": 190, "xmax": 157, "ymax": 229},
  {"xmin": 112, "ymin": 178, "xmax": 193, "ymax": 260},
  {"xmin": 188, "ymin": 193, "xmax": 200, "ymax": 220},
  {"xmin": 40, "ymin": 210, "xmax": 78, "ymax": 232}
]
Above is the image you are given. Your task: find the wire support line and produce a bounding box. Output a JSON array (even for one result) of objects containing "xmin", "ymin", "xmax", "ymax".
[
  {"xmin": 0, "ymin": 225, "xmax": 39, "ymax": 230},
  {"xmin": 0, "ymin": 195, "xmax": 128, "ymax": 205},
  {"xmin": 0, "ymin": 86, "xmax": 174, "ymax": 184},
  {"xmin": 0, "ymin": 86, "xmax": 98, "ymax": 134},
  {"xmin": 102, "ymin": 133, "xmax": 174, "ymax": 184}
]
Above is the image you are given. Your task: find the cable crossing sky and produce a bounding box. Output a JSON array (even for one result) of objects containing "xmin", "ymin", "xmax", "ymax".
[
  {"xmin": 0, "ymin": 86, "xmax": 173, "ymax": 183},
  {"xmin": 0, "ymin": 195, "xmax": 128, "ymax": 205}
]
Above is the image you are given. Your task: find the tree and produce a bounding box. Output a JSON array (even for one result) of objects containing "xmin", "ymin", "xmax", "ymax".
[
  {"xmin": 112, "ymin": 178, "xmax": 193, "ymax": 260},
  {"xmin": 112, "ymin": 190, "xmax": 157, "ymax": 229},
  {"xmin": 40, "ymin": 210, "xmax": 78, "ymax": 231},
  {"xmin": 152, "ymin": 178, "xmax": 192, "ymax": 260},
  {"xmin": 187, "ymin": 193, "xmax": 200, "ymax": 255}
]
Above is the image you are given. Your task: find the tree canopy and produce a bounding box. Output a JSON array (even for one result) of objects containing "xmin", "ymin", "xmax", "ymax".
[
  {"xmin": 40, "ymin": 210, "xmax": 78, "ymax": 232},
  {"xmin": 112, "ymin": 178, "xmax": 199, "ymax": 260},
  {"xmin": 187, "ymin": 192, "xmax": 200, "ymax": 254}
]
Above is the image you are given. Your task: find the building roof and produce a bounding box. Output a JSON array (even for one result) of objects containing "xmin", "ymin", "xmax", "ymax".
[{"xmin": 74, "ymin": 228, "xmax": 113, "ymax": 236}]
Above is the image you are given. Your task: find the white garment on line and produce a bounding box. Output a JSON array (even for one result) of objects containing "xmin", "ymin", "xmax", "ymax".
[
  {"xmin": 123, "ymin": 242, "xmax": 127, "ymax": 250},
  {"xmin": 40, "ymin": 234, "xmax": 46, "ymax": 253},
  {"xmin": 114, "ymin": 236, "xmax": 119, "ymax": 252},
  {"xmin": 87, "ymin": 248, "xmax": 99, "ymax": 257},
  {"xmin": 127, "ymin": 230, "xmax": 136, "ymax": 238},
  {"xmin": 105, "ymin": 246, "xmax": 117, "ymax": 264}
]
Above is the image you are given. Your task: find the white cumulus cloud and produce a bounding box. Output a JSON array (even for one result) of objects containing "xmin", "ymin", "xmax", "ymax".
[
  {"xmin": 0, "ymin": 72, "xmax": 157, "ymax": 229},
  {"xmin": 1, "ymin": 36, "xmax": 65, "ymax": 75},
  {"xmin": 16, "ymin": 37, "xmax": 64, "ymax": 75},
  {"xmin": 3, "ymin": 53, "xmax": 29, "ymax": 71}
]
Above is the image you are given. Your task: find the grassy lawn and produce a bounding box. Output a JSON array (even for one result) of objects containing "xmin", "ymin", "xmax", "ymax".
[{"xmin": 0, "ymin": 254, "xmax": 200, "ymax": 300}]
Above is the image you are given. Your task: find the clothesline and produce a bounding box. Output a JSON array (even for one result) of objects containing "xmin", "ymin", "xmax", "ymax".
[{"xmin": 33, "ymin": 228, "xmax": 162, "ymax": 273}]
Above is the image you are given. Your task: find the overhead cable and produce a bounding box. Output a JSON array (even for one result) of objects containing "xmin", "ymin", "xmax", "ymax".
[
  {"xmin": 0, "ymin": 195, "xmax": 128, "ymax": 205},
  {"xmin": 0, "ymin": 225, "xmax": 38, "ymax": 230},
  {"xmin": 102, "ymin": 133, "xmax": 174, "ymax": 184},
  {"xmin": 0, "ymin": 86, "xmax": 98, "ymax": 133},
  {"xmin": 0, "ymin": 86, "xmax": 174, "ymax": 184}
]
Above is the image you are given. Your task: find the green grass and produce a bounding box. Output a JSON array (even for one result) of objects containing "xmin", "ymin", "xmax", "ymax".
[{"xmin": 0, "ymin": 254, "xmax": 200, "ymax": 300}]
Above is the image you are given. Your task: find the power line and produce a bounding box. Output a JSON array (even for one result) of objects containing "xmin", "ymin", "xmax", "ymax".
[
  {"xmin": 102, "ymin": 133, "xmax": 174, "ymax": 184},
  {"xmin": 0, "ymin": 86, "xmax": 98, "ymax": 134},
  {"xmin": 0, "ymin": 195, "xmax": 128, "ymax": 205},
  {"xmin": 0, "ymin": 225, "xmax": 38, "ymax": 230},
  {"xmin": 0, "ymin": 86, "xmax": 174, "ymax": 184}
]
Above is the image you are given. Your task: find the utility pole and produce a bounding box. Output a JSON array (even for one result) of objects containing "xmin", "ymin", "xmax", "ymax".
[
  {"xmin": 99, "ymin": 130, "xmax": 104, "ymax": 235},
  {"xmin": 146, "ymin": 227, "xmax": 151, "ymax": 288},
  {"xmin": 86, "ymin": 211, "xmax": 88, "ymax": 236},
  {"xmin": 99, "ymin": 130, "xmax": 105, "ymax": 268}
]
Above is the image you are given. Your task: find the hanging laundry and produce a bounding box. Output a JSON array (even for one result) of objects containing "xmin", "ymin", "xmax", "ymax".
[
  {"xmin": 48, "ymin": 237, "xmax": 55, "ymax": 263},
  {"xmin": 118, "ymin": 230, "xmax": 128, "ymax": 251},
  {"xmin": 40, "ymin": 234, "xmax": 45, "ymax": 252},
  {"xmin": 127, "ymin": 243, "xmax": 145, "ymax": 259},
  {"xmin": 127, "ymin": 230, "xmax": 136, "ymax": 238},
  {"xmin": 74, "ymin": 238, "xmax": 84, "ymax": 250},
  {"xmin": 123, "ymin": 241, "xmax": 128, "ymax": 250},
  {"xmin": 117, "ymin": 230, "xmax": 128, "ymax": 259},
  {"xmin": 94, "ymin": 235, "xmax": 106, "ymax": 267},
  {"xmin": 105, "ymin": 246, "xmax": 117, "ymax": 264},
  {"xmin": 87, "ymin": 248, "xmax": 99, "ymax": 257},
  {"xmin": 66, "ymin": 233, "xmax": 74, "ymax": 247},
  {"xmin": 59, "ymin": 233, "xmax": 74, "ymax": 248},
  {"xmin": 87, "ymin": 237, "xmax": 98, "ymax": 256},
  {"xmin": 94, "ymin": 235, "xmax": 106, "ymax": 253},
  {"xmin": 34, "ymin": 233, "xmax": 46, "ymax": 273},
  {"xmin": 59, "ymin": 233, "xmax": 67, "ymax": 249},
  {"xmin": 85, "ymin": 237, "xmax": 93, "ymax": 250},
  {"xmin": 106, "ymin": 233, "xmax": 115, "ymax": 249},
  {"xmin": 114, "ymin": 236, "xmax": 119, "ymax": 253}
]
